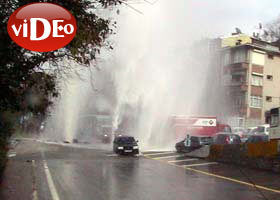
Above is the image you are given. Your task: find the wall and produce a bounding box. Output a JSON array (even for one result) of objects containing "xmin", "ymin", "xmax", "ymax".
[
  {"xmin": 247, "ymin": 50, "xmax": 265, "ymax": 125},
  {"xmin": 263, "ymin": 54, "xmax": 280, "ymax": 122}
]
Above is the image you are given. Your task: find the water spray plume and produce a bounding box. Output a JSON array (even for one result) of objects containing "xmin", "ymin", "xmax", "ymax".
[{"xmin": 43, "ymin": 0, "xmax": 262, "ymax": 150}]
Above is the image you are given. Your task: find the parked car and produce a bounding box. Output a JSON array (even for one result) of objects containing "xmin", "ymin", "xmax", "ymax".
[
  {"xmin": 245, "ymin": 134, "xmax": 269, "ymax": 143},
  {"xmin": 240, "ymin": 127, "xmax": 257, "ymax": 142},
  {"xmin": 245, "ymin": 127, "xmax": 257, "ymax": 134},
  {"xmin": 113, "ymin": 136, "xmax": 139, "ymax": 155},
  {"xmin": 233, "ymin": 127, "xmax": 246, "ymax": 138},
  {"xmin": 212, "ymin": 132, "xmax": 241, "ymax": 145},
  {"xmin": 218, "ymin": 124, "xmax": 232, "ymax": 133},
  {"xmin": 233, "ymin": 127, "xmax": 245, "ymax": 134},
  {"xmin": 256, "ymin": 124, "xmax": 270, "ymax": 135},
  {"xmin": 175, "ymin": 135, "xmax": 213, "ymax": 153}
]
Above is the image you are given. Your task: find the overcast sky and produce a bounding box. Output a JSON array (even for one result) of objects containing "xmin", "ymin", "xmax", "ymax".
[{"xmin": 116, "ymin": 0, "xmax": 280, "ymax": 39}]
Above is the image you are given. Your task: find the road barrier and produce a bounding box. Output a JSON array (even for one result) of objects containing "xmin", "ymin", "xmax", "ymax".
[
  {"xmin": 208, "ymin": 140, "xmax": 280, "ymax": 172},
  {"xmin": 247, "ymin": 140, "xmax": 278, "ymax": 157}
]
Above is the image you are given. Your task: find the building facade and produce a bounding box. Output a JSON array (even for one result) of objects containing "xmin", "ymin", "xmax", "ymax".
[{"xmin": 218, "ymin": 35, "xmax": 280, "ymax": 127}]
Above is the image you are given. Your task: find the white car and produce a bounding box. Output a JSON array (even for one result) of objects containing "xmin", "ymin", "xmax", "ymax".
[
  {"xmin": 257, "ymin": 124, "xmax": 270, "ymax": 135},
  {"xmin": 233, "ymin": 127, "xmax": 245, "ymax": 138}
]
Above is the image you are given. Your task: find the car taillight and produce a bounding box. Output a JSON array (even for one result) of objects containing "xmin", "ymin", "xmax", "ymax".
[{"xmin": 225, "ymin": 137, "xmax": 230, "ymax": 144}]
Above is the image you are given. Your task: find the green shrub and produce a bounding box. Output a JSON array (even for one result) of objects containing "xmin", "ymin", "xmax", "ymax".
[{"xmin": 0, "ymin": 137, "xmax": 8, "ymax": 181}]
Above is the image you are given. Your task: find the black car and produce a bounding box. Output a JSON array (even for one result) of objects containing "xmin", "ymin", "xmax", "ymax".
[
  {"xmin": 175, "ymin": 136, "xmax": 213, "ymax": 153},
  {"xmin": 212, "ymin": 132, "xmax": 241, "ymax": 145},
  {"xmin": 245, "ymin": 134, "xmax": 269, "ymax": 143},
  {"xmin": 113, "ymin": 136, "xmax": 139, "ymax": 155}
]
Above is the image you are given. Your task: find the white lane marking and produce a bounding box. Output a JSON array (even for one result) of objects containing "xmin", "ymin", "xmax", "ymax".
[
  {"xmin": 43, "ymin": 160, "xmax": 60, "ymax": 200},
  {"xmin": 32, "ymin": 160, "xmax": 38, "ymax": 200},
  {"xmin": 183, "ymin": 162, "xmax": 217, "ymax": 167},
  {"xmin": 106, "ymin": 154, "xmax": 119, "ymax": 157},
  {"xmin": 142, "ymin": 151, "xmax": 175, "ymax": 156},
  {"xmin": 168, "ymin": 158, "xmax": 199, "ymax": 163},
  {"xmin": 153, "ymin": 154, "xmax": 189, "ymax": 160},
  {"xmin": 106, "ymin": 154, "xmax": 142, "ymax": 157}
]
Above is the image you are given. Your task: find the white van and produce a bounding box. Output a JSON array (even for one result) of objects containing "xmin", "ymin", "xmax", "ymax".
[{"xmin": 257, "ymin": 124, "xmax": 270, "ymax": 135}]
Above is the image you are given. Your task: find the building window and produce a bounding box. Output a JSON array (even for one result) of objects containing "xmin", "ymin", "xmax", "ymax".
[
  {"xmin": 252, "ymin": 51, "xmax": 265, "ymax": 66},
  {"xmin": 233, "ymin": 49, "xmax": 247, "ymax": 63},
  {"xmin": 235, "ymin": 95, "xmax": 245, "ymax": 106},
  {"xmin": 251, "ymin": 75, "xmax": 263, "ymax": 86},
  {"xmin": 223, "ymin": 52, "xmax": 231, "ymax": 66},
  {"xmin": 266, "ymin": 96, "xmax": 272, "ymax": 102},
  {"xmin": 250, "ymin": 96, "xmax": 262, "ymax": 108},
  {"xmin": 267, "ymin": 75, "xmax": 273, "ymax": 80}
]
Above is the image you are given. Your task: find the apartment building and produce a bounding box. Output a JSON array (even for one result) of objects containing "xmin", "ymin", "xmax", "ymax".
[{"xmin": 218, "ymin": 34, "xmax": 280, "ymax": 127}]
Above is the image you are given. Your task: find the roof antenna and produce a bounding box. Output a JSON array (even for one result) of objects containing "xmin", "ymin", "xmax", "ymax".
[{"xmin": 235, "ymin": 27, "xmax": 242, "ymax": 34}]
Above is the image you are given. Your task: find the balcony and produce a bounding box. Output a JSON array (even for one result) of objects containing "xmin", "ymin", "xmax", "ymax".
[
  {"xmin": 240, "ymin": 83, "xmax": 248, "ymax": 91},
  {"xmin": 229, "ymin": 80, "xmax": 244, "ymax": 86},
  {"xmin": 225, "ymin": 62, "xmax": 249, "ymax": 70},
  {"xmin": 225, "ymin": 80, "xmax": 248, "ymax": 88}
]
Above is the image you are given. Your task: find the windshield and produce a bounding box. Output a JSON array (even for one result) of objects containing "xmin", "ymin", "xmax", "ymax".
[
  {"xmin": 117, "ymin": 137, "xmax": 135, "ymax": 144},
  {"xmin": 250, "ymin": 128, "xmax": 258, "ymax": 134}
]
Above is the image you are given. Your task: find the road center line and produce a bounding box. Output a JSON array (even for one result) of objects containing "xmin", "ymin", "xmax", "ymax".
[
  {"xmin": 183, "ymin": 162, "xmax": 217, "ymax": 167},
  {"xmin": 43, "ymin": 159, "xmax": 60, "ymax": 200},
  {"xmin": 168, "ymin": 158, "xmax": 199, "ymax": 163},
  {"xmin": 106, "ymin": 154, "xmax": 119, "ymax": 157},
  {"xmin": 31, "ymin": 160, "xmax": 38, "ymax": 200}
]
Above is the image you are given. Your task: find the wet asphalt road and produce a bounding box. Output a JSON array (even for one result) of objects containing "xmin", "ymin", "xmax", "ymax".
[{"xmin": 1, "ymin": 139, "xmax": 280, "ymax": 200}]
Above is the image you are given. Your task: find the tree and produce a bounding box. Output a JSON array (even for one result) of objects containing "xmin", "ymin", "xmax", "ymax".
[
  {"xmin": 0, "ymin": 0, "xmax": 123, "ymax": 123},
  {"xmin": 265, "ymin": 15, "xmax": 280, "ymax": 43},
  {"xmin": 255, "ymin": 15, "xmax": 280, "ymax": 45},
  {"xmin": 0, "ymin": 1, "xmax": 128, "ymax": 170},
  {"xmin": 0, "ymin": 0, "xmax": 125, "ymax": 175}
]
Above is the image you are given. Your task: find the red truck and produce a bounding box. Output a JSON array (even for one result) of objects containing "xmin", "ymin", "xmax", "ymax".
[{"xmin": 170, "ymin": 115, "xmax": 231, "ymax": 142}]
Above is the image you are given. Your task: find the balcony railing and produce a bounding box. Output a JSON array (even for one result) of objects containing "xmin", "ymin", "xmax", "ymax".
[
  {"xmin": 224, "ymin": 80, "xmax": 248, "ymax": 87},
  {"xmin": 224, "ymin": 62, "xmax": 249, "ymax": 69}
]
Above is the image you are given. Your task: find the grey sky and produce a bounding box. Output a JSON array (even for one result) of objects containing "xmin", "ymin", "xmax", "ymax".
[{"xmin": 117, "ymin": 0, "xmax": 280, "ymax": 39}]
